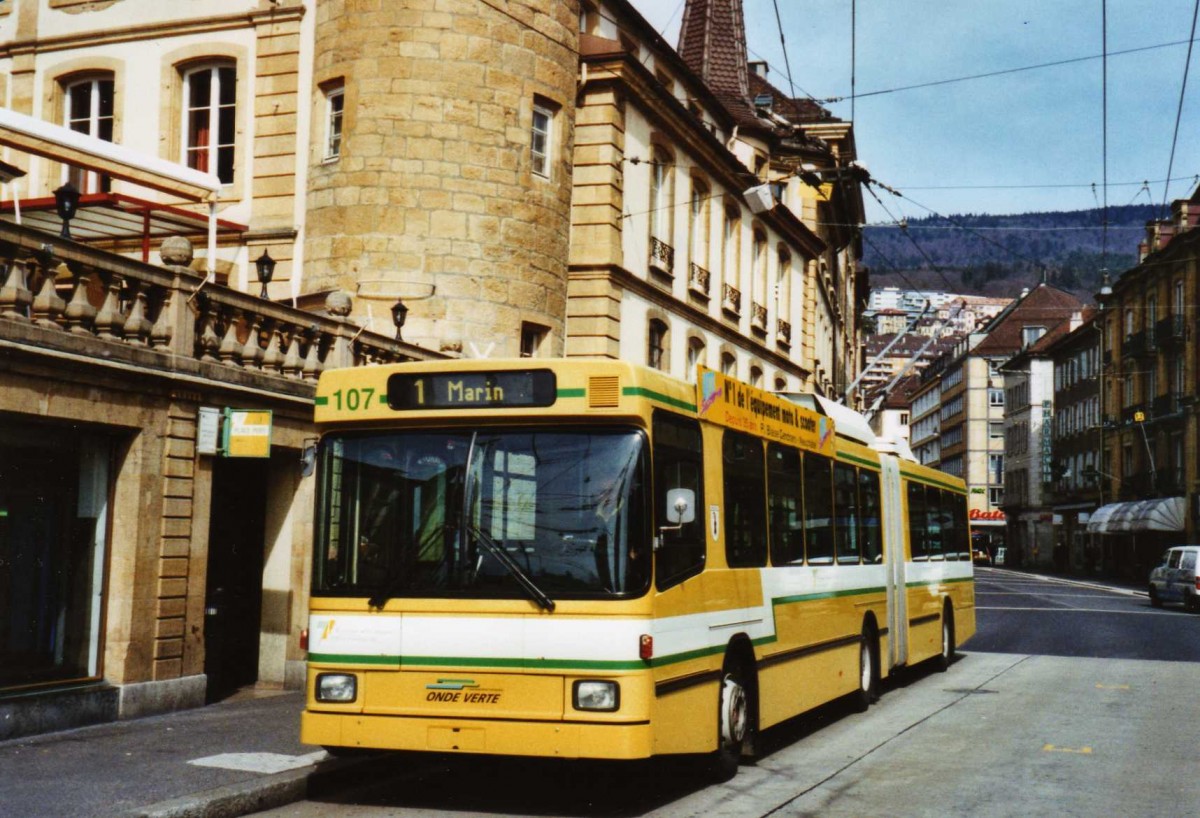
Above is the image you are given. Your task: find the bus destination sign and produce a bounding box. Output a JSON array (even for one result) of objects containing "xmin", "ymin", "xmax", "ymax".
[{"xmin": 387, "ymin": 370, "xmax": 557, "ymax": 410}]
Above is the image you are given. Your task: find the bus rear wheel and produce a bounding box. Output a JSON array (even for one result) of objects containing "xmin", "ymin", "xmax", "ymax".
[
  {"xmin": 934, "ymin": 603, "xmax": 955, "ymax": 672},
  {"xmin": 709, "ymin": 664, "xmax": 749, "ymax": 781},
  {"xmin": 852, "ymin": 625, "xmax": 879, "ymax": 712}
]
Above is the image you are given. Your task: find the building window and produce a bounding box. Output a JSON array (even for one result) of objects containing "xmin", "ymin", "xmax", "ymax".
[
  {"xmin": 720, "ymin": 351, "xmax": 736, "ymax": 376},
  {"xmin": 989, "ymin": 421, "xmax": 1003, "ymax": 439},
  {"xmin": 647, "ymin": 319, "xmax": 667, "ymax": 370},
  {"xmin": 324, "ymin": 82, "xmax": 344, "ymax": 160},
  {"xmin": 690, "ymin": 178, "xmax": 710, "ymax": 274},
  {"xmin": 182, "ymin": 63, "xmax": 236, "ymax": 184},
  {"xmin": 649, "ymin": 144, "xmax": 675, "ymax": 268},
  {"xmin": 988, "ymin": 487, "xmax": 1004, "ymax": 506},
  {"xmin": 520, "ymin": 322, "xmax": 548, "ymax": 358},
  {"xmin": 723, "ymin": 205, "xmax": 740, "ymax": 291},
  {"xmin": 750, "ymin": 366, "xmax": 763, "ymax": 387},
  {"xmin": 531, "ymin": 100, "xmax": 554, "ymax": 178},
  {"xmin": 63, "ymin": 75, "xmax": 114, "ymax": 193},
  {"xmin": 989, "ymin": 388, "xmax": 1004, "ymax": 407},
  {"xmin": 686, "ymin": 337, "xmax": 705, "ymax": 381},
  {"xmin": 1021, "ymin": 326, "xmax": 1045, "ymax": 348}
]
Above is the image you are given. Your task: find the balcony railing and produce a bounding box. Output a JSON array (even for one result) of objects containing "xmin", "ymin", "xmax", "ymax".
[
  {"xmin": 751, "ymin": 301, "xmax": 768, "ymax": 332},
  {"xmin": 0, "ymin": 224, "xmax": 424, "ymax": 383},
  {"xmin": 1156, "ymin": 314, "xmax": 1186, "ymax": 346},
  {"xmin": 1121, "ymin": 330, "xmax": 1146, "ymax": 358},
  {"xmin": 688, "ymin": 262, "xmax": 710, "ymax": 297},
  {"xmin": 1151, "ymin": 392, "xmax": 1182, "ymax": 419},
  {"xmin": 722, "ymin": 283, "xmax": 741, "ymax": 316},
  {"xmin": 649, "ymin": 236, "xmax": 674, "ymax": 276}
]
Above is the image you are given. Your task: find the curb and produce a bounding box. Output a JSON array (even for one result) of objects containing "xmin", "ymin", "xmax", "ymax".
[{"xmin": 124, "ymin": 752, "xmax": 396, "ymax": 818}]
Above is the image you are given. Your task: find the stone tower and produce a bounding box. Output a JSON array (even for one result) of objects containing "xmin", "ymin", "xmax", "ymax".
[{"xmin": 306, "ymin": 0, "xmax": 579, "ymax": 357}]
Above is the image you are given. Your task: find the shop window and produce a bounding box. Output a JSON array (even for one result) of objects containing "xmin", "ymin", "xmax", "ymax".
[{"xmin": 0, "ymin": 424, "xmax": 113, "ymax": 690}]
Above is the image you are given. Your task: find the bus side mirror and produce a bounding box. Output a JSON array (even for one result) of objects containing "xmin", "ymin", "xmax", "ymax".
[{"xmin": 665, "ymin": 488, "xmax": 695, "ymax": 525}]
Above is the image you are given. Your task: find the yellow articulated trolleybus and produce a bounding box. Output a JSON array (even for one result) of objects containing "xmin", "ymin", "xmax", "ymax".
[{"xmin": 301, "ymin": 359, "xmax": 974, "ymax": 779}]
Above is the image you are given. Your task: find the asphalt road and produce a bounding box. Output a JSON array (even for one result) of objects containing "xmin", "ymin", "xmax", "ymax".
[
  {"xmin": 970, "ymin": 567, "xmax": 1200, "ymax": 661},
  {"xmin": 259, "ymin": 569, "xmax": 1200, "ymax": 817}
]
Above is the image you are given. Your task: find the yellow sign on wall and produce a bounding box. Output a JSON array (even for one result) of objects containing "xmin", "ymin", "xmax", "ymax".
[{"xmin": 224, "ymin": 409, "xmax": 272, "ymax": 458}]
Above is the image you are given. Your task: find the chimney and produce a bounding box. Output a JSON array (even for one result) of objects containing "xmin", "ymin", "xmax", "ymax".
[
  {"xmin": 749, "ymin": 60, "xmax": 768, "ymax": 78},
  {"xmin": 1069, "ymin": 309, "xmax": 1083, "ymax": 332}
]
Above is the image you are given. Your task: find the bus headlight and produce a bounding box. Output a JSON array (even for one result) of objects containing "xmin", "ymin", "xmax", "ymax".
[
  {"xmin": 573, "ymin": 680, "xmax": 619, "ymax": 712},
  {"xmin": 316, "ymin": 673, "xmax": 357, "ymax": 703}
]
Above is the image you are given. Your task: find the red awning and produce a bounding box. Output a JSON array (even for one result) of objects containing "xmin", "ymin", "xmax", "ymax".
[{"xmin": 0, "ymin": 192, "xmax": 246, "ymax": 261}]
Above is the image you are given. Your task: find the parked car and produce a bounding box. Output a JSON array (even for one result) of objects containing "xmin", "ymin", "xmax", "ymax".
[
  {"xmin": 972, "ymin": 544, "xmax": 992, "ymax": 566},
  {"xmin": 1148, "ymin": 545, "xmax": 1200, "ymax": 611}
]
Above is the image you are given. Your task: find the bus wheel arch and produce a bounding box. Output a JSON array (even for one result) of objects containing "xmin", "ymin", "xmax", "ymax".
[{"xmin": 710, "ymin": 636, "xmax": 757, "ymax": 780}]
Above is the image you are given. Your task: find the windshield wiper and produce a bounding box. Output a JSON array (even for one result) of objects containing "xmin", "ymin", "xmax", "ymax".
[{"xmin": 469, "ymin": 524, "xmax": 556, "ymax": 612}]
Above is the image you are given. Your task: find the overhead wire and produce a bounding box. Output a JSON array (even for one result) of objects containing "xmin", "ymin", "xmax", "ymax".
[
  {"xmin": 1159, "ymin": 0, "xmax": 1200, "ymax": 218},
  {"xmin": 824, "ymin": 36, "xmax": 1200, "ymax": 102}
]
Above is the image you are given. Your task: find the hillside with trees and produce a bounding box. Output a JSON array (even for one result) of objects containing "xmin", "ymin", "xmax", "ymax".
[{"xmin": 861, "ymin": 204, "xmax": 1157, "ymax": 299}]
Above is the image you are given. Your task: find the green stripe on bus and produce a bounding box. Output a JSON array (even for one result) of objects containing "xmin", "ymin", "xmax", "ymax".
[
  {"xmin": 903, "ymin": 473, "xmax": 966, "ymax": 493},
  {"xmin": 314, "ymin": 396, "xmax": 329, "ymax": 406},
  {"xmin": 309, "ymin": 653, "xmax": 646, "ymax": 671},
  {"xmin": 771, "ymin": 586, "xmax": 887, "ymax": 606},
  {"xmin": 837, "ymin": 451, "xmax": 881, "ymax": 469},
  {"xmin": 906, "ymin": 575, "xmax": 974, "ymax": 589},
  {"xmin": 557, "ymin": 388, "xmax": 586, "ymax": 398},
  {"xmin": 621, "ymin": 386, "xmax": 697, "ymax": 412}
]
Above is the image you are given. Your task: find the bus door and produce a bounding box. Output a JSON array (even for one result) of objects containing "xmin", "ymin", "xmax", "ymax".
[{"xmin": 880, "ymin": 457, "xmax": 908, "ymax": 668}]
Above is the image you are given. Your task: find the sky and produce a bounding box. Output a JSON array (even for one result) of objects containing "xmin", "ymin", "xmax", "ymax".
[{"xmin": 630, "ymin": 1, "xmax": 1200, "ymax": 226}]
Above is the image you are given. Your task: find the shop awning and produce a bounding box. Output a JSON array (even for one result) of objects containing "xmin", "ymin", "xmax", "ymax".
[
  {"xmin": 1086, "ymin": 497, "xmax": 1186, "ymax": 534},
  {"xmin": 0, "ymin": 192, "xmax": 246, "ymax": 262},
  {"xmin": 0, "ymin": 106, "xmax": 222, "ymax": 274}
]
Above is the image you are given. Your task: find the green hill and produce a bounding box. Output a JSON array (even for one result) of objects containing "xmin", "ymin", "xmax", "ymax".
[{"xmin": 862, "ymin": 204, "xmax": 1157, "ymax": 299}]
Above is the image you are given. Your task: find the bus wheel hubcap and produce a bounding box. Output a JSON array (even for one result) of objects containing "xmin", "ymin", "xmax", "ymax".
[{"xmin": 720, "ymin": 675, "xmax": 747, "ymax": 746}]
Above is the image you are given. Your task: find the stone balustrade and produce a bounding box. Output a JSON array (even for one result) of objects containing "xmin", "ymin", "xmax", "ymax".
[{"xmin": 0, "ymin": 223, "xmax": 433, "ymax": 383}]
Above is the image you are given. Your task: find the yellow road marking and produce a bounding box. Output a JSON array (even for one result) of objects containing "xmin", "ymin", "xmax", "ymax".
[{"xmin": 1043, "ymin": 744, "xmax": 1093, "ymax": 754}]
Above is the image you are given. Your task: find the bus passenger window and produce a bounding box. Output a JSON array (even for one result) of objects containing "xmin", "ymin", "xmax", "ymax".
[
  {"xmin": 767, "ymin": 444, "xmax": 803, "ymax": 564},
  {"xmin": 723, "ymin": 431, "xmax": 766, "ymax": 568},
  {"xmin": 834, "ymin": 462, "xmax": 861, "ymax": 564},
  {"xmin": 925, "ymin": 486, "xmax": 944, "ymax": 560},
  {"xmin": 653, "ymin": 413, "xmax": 706, "ymax": 589},
  {"xmin": 859, "ymin": 469, "xmax": 883, "ymax": 564},
  {"xmin": 950, "ymin": 491, "xmax": 969, "ymax": 559},
  {"xmin": 941, "ymin": 489, "xmax": 963, "ymax": 560},
  {"xmin": 803, "ymin": 453, "xmax": 834, "ymax": 565},
  {"xmin": 907, "ymin": 481, "xmax": 927, "ymax": 561}
]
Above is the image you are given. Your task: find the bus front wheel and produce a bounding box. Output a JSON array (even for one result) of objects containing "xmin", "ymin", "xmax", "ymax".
[{"xmin": 710, "ymin": 663, "xmax": 749, "ymax": 781}]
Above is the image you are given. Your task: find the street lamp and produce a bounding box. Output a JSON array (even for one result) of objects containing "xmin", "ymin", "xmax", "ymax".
[
  {"xmin": 391, "ymin": 298, "xmax": 409, "ymax": 341},
  {"xmin": 254, "ymin": 249, "xmax": 276, "ymax": 299},
  {"xmin": 53, "ymin": 182, "xmax": 81, "ymax": 239}
]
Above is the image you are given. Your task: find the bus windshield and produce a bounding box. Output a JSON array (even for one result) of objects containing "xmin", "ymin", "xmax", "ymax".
[{"xmin": 313, "ymin": 428, "xmax": 650, "ymax": 600}]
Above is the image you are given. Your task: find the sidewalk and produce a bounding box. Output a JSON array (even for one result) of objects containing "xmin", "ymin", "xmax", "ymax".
[{"xmin": 0, "ymin": 689, "xmax": 370, "ymax": 818}]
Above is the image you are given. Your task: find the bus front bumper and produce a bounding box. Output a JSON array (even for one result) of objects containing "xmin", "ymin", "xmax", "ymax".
[{"xmin": 302, "ymin": 710, "xmax": 654, "ymax": 760}]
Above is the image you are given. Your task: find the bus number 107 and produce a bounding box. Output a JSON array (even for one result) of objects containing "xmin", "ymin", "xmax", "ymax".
[{"xmin": 328, "ymin": 387, "xmax": 375, "ymax": 412}]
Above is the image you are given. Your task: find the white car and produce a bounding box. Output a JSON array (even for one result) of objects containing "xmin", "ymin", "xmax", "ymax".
[{"xmin": 1149, "ymin": 545, "xmax": 1200, "ymax": 611}]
